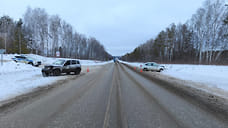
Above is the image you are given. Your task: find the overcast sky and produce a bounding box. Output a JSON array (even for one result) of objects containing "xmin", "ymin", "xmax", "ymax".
[{"xmin": 0, "ymin": 0, "xmax": 208, "ymax": 56}]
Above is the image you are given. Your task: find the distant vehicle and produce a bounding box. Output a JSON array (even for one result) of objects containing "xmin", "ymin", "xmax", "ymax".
[
  {"xmin": 42, "ymin": 59, "xmax": 81, "ymax": 76},
  {"xmin": 113, "ymin": 58, "xmax": 119, "ymax": 63},
  {"xmin": 12, "ymin": 55, "xmax": 41, "ymax": 67},
  {"xmin": 141, "ymin": 62, "xmax": 165, "ymax": 72}
]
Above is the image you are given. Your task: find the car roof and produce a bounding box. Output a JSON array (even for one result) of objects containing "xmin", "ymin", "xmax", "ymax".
[
  {"xmin": 57, "ymin": 59, "xmax": 80, "ymax": 61},
  {"xmin": 145, "ymin": 62, "xmax": 156, "ymax": 63},
  {"xmin": 15, "ymin": 55, "xmax": 26, "ymax": 57}
]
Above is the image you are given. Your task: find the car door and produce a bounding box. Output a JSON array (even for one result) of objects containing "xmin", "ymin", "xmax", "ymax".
[
  {"xmin": 20, "ymin": 56, "xmax": 27, "ymax": 63},
  {"xmin": 76, "ymin": 60, "xmax": 80, "ymax": 67},
  {"xmin": 71, "ymin": 60, "xmax": 77, "ymax": 71},
  {"xmin": 62, "ymin": 60, "xmax": 71, "ymax": 73},
  {"xmin": 144, "ymin": 63, "xmax": 149, "ymax": 70},
  {"xmin": 150, "ymin": 63, "xmax": 155, "ymax": 71},
  {"xmin": 153, "ymin": 63, "xmax": 159, "ymax": 71},
  {"xmin": 151, "ymin": 63, "xmax": 158, "ymax": 71}
]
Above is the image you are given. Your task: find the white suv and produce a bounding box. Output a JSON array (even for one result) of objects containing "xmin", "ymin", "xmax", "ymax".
[{"xmin": 141, "ymin": 62, "xmax": 165, "ymax": 72}]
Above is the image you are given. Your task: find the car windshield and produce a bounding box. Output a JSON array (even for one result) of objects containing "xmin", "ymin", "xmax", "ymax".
[
  {"xmin": 53, "ymin": 60, "xmax": 65, "ymax": 65},
  {"xmin": 26, "ymin": 57, "xmax": 35, "ymax": 60}
]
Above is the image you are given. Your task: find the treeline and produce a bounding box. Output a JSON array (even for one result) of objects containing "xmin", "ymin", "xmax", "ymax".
[
  {"xmin": 0, "ymin": 7, "xmax": 111, "ymax": 60},
  {"xmin": 122, "ymin": 0, "xmax": 228, "ymax": 64}
]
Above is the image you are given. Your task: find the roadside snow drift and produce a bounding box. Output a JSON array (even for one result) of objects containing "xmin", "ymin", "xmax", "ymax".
[
  {"xmin": 0, "ymin": 61, "xmax": 65, "ymax": 101},
  {"xmin": 163, "ymin": 64, "xmax": 228, "ymax": 91}
]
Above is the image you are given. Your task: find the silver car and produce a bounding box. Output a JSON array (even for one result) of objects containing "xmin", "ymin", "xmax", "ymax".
[
  {"xmin": 42, "ymin": 59, "xmax": 81, "ymax": 76},
  {"xmin": 142, "ymin": 62, "xmax": 165, "ymax": 72}
]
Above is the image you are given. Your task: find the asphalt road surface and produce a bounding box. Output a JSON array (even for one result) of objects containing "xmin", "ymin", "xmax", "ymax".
[{"xmin": 0, "ymin": 63, "xmax": 227, "ymax": 128}]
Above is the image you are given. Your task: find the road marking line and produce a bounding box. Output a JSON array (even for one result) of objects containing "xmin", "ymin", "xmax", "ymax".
[
  {"xmin": 103, "ymin": 69, "xmax": 115, "ymax": 128},
  {"xmin": 116, "ymin": 66, "xmax": 129, "ymax": 128}
]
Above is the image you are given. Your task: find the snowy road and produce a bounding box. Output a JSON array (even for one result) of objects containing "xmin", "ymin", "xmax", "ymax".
[{"xmin": 0, "ymin": 63, "xmax": 227, "ymax": 128}]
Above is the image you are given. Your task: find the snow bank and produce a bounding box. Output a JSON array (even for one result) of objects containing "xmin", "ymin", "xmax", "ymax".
[
  {"xmin": 121, "ymin": 61, "xmax": 228, "ymax": 92},
  {"xmin": 2, "ymin": 54, "xmax": 112, "ymax": 66},
  {"xmin": 0, "ymin": 60, "xmax": 66, "ymax": 101},
  {"xmin": 0, "ymin": 70, "xmax": 66, "ymax": 101},
  {"xmin": 0, "ymin": 61, "xmax": 36, "ymax": 74},
  {"xmin": 162, "ymin": 64, "xmax": 228, "ymax": 91}
]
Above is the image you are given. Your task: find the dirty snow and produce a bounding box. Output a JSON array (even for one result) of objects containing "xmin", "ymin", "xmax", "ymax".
[{"xmin": 0, "ymin": 54, "xmax": 111, "ymax": 102}]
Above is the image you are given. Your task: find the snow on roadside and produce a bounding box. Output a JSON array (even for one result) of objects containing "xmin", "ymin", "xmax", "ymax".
[
  {"xmin": 120, "ymin": 61, "xmax": 228, "ymax": 92},
  {"xmin": 162, "ymin": 64, "xmax": 228, "ymax": 91},
  {"xmin": 0, "ymin": 61, "xmax": 36, "ymax": 74},
  {"xmin": 0, "ymin": 70, "xmax": 66, "ymax": 101},
  {"xmin": 0, "ymin": 54, "xmax": 111, "ymax": 102},
  {"xmin": 0, "ymin": 61, "xmax": 66, "ymax": 101},
  {"xmin": 27, "ymin": 54, "xmax": 112, "ymax": 66}
]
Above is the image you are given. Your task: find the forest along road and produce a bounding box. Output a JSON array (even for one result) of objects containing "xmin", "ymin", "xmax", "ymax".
[{"xmin": 0, "ymin": 63, "xmax": 227, "ymax": 128}]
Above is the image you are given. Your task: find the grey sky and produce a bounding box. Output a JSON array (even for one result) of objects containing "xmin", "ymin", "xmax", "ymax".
[{"xmin": 1, "ymin": 0, "xmax": 207, "ymax": 56}]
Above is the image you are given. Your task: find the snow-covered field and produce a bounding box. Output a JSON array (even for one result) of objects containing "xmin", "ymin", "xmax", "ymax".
[
  {"xmin": 163, "ymin": 64, "xmax": 228, "ymax": 91},
  {"xmin": 121, "ymin": 61, "xmax": 228, "ymax": 93},
  {"xmin": 0, "ymin": 54, "xmax": 111, "ymax": 102}
]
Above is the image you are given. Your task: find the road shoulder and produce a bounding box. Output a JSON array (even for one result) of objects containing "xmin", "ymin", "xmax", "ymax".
[{"xmin": 122, "ymin": 63, "xmax": 228, "ymax": 120}]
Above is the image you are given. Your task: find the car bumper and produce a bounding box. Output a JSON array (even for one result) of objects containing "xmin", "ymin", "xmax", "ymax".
[{"xmin": 42, "ymin": 69, "xmax": 52, "ymax": 74}]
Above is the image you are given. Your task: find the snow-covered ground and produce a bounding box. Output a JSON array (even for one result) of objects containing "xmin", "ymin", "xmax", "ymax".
[
  {"xmin": 120, "ymin": 61, "xmax": 228, "ymax": 92},
  {"xmin": 162, "ymin": 64, "xmax": 228, "ymax": 91},
  {"xmin": 0, "ymin": 54, "xmax": 111, "ymax": 102},
  {"xmin": 1, "ymin": 54, "xmax": 112, "ymax": 66}
]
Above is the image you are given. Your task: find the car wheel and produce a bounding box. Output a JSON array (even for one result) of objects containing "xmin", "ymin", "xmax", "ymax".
[
  {"xmin": 42, "ymin": 72, "xmax": 48, "ymax": 77},
  {"xmin": 53, "ymin": 69, "xmax": 61, "ymax": 76},
  {"xmin": 158, "ymin": 68, "xmax": 164, "ymax": 72},
  {"xmin": 28, "ymin": 62, "xmax": 34, "ymax": 66},
  {"xmin": 74, "ymin": 68, "xmax": 81, "ymax": 75},
  {"xmin": 143, "ymin": 68, "xmax": 147, "ymax": 71}
]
